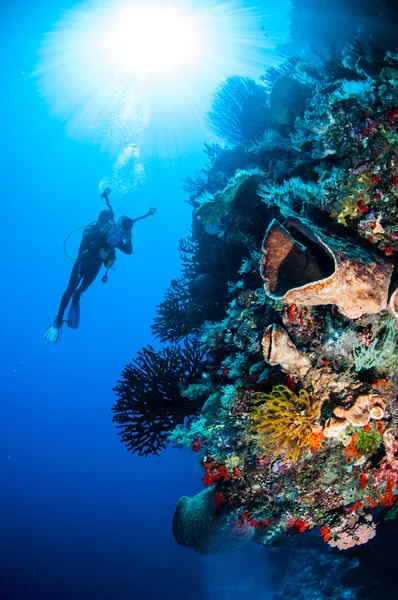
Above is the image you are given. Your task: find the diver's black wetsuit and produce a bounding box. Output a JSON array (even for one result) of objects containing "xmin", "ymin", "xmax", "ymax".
[{"xmin": 56, "ymin": 223, "xmax": 132, "ymax": 326}]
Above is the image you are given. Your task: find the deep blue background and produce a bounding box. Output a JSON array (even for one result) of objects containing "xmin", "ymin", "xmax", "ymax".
[{"xmin": 0, "ymin": 2, "xmax": 285, "ymax": 598}]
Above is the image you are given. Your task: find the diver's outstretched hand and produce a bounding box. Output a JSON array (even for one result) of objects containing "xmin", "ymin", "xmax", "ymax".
[{"xmin": 148, "ymin": 207, "xmax": 156, "ymax": 216}]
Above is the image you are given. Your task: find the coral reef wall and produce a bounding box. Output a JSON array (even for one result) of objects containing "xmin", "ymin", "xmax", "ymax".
[
  {"xmin": 112, "ymin": 3, "xmax": 398, "ymax": 597},
  {"xmin": 164, "ymin": 41, "xmax": 398, "ymax": 559},
  {"xmin": 280, "ymin": 0, "xmax": 398, "ymax": 56}
]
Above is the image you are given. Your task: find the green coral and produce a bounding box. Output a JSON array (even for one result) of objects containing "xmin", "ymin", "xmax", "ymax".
[
  {"xmin": 353, "ymin": 318, "xmax": 398, "ymax": 373},
  {"xmin": 356, "ymin": 431, "xmax": 381, "ymax": 456},
  {"xmin": 385, "ymin": 502, "xmax": 398, "ymax": 521},
  {"xmin": 196, "ymin": 168, "xmax": 264, "ymax": 230},
  {"xmin": 258, "ymin": 176, "xmax": 320, "ymax": 218}
]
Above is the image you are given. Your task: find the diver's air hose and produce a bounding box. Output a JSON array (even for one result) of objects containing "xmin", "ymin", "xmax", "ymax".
[{"xmin": 63, "ymin": 225, "xmax": 90, "ymax": 260}]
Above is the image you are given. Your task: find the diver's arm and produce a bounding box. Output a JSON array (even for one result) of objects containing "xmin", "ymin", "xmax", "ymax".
[{"xmin": 116, "ymin": 237, "xmax": 133, "ymax": 255}]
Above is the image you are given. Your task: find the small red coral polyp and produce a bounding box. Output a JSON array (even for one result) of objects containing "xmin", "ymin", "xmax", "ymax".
[
  {"xmin": 360, "ymin": 473, "xmax": 367, "ymax": 489},
  {"xmin": 320, "ymin": 526, "xmax": 331, "ymax": 542},
  {"xmin": 214, "ymin": 492, "xmax": 225, "ymax": 506},
  {"xmin": 287, "ymin": 518, "xmax": 309, "ymax": 534},
  {"xmin": 192, "ymin": 437, "xmax": 201, "ymax": 452},
  {"xmin": 347, "ymin": 501, "xmax": 362, "ymax": 514},
  {"xmin": 202, "ymin": 459, "xmax": 230, "ymax": 486},
  {"xmin": 232, "ymin": 467, "xmax": 241, "ymax": 479},
  {"xmin": 381, "ymin": 478, "xmax": 398, "ymax": 507},
  {"xmin": 374, "ymin": 192, "xmax": 382, "ymax": 201},
  {"xmin": 345, "ymin": 434, "xmax": 361, "ymax": 462},
  {"xmin": 308, "ymin": 431, "xmax": 324, "ymax": 454},
  {"xmin": 287, "ymin": 304, "xmax": 299, "ymax": 322}
]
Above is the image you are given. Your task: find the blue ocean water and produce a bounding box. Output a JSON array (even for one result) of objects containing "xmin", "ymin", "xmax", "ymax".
[{"xmin": 0, "ymin": 1, "xmax": 290, "ymax": 598}]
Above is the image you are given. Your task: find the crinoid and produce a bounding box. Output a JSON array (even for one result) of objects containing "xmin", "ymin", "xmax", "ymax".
[{"xmin": 251, "ymin": 385, "xmax": 322, "ymax": 463}]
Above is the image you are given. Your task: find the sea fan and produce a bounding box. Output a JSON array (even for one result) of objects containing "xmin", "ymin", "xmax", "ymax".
[
  {"xmin": 206, "ymin": 76, "xmax": 270, "ymax": 145},
  {"xmin": 112, "ymin": 339, "xmax": 206, "ymax": 456}
]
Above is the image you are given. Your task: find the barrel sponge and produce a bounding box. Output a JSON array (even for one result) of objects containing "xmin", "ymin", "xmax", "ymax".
[{"xmin": 172, "ymin": 486, "xmax": 254, "ymax": 554}]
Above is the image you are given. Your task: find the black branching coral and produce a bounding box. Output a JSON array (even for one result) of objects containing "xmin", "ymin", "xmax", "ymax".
[
  {"xmin": 112, "ymin": 339, "xmax": 207, "ymax": 456},
  {"xmin": 151, "ymin": 276, "xmax": 206, "ymax": 343},
  {"xmin": 151, "ymin": 237, "xmax": 202, "ymax": 343},
  {"xmin": 151, "ymin": 235, "xmax": 227, "ymax": 343},
  {"xmin": 206, "ymin": 75, "xmax": 270, "ymax": 145}
]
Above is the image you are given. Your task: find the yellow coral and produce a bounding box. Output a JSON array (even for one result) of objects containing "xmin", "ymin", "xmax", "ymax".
[
  {"xmin": 251, "ymin": 385, "xmax": 322, "ymax": 463},
  {"xmin": 335, "ymin": 174, "xmax": 373, "ymax": 225}
]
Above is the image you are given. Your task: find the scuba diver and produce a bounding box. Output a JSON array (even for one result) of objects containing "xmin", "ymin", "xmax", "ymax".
[{"xmin": 44, "ymin": 189, "xmax": 156, "ymax": 343}]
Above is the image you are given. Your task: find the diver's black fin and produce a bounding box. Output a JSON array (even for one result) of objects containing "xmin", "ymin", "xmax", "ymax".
[{"xmin": 67, "ymin": 302, "xmax": 80, "ymax": 329}]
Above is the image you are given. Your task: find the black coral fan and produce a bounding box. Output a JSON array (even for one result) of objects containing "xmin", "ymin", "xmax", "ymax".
[
  {"xmin": 151, "ymin": 236, "xmax": 218, "ymax": 344},
  {"xmin": 112, "ymin": 339, "xmax": 206, "ymax": 457}
]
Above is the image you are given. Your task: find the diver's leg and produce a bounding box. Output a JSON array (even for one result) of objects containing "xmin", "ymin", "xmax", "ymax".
[
  {"xmin": 67, "ymin": 264, "xmax": 101, "ymax": 329},
  {"xmin": 56, "ymin": 262, "xmax": 81, "ymax": 326},
  {"xmin": 73, "ymin": 263, "xmax": 101, "ymax": 300}
]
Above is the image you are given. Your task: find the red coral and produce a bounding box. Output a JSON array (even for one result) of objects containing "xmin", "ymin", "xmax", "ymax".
[
  {"xmin": 287, "ymin": 518, "xmax": 309, "ymax": 534},
  {"xmin": 308, "ymin": 431, "xmax": 324, "ymax": 454},
  {"xmin": 214, "ymin": 492, "xmax": 225, "ymax": 506},
  {"xmin": 232, "ymin": 467, "xmax": 241, "ymax": 479},
  {"xmin": 365, "ymin": 495, "xmax": 378, "ymax": 508},
  {"xmin": 360, "ymin": 473, "xmax": 367, "ymax": 489},
  {"xmin": 345, "ymin": 434, "xmax": 361, "ymax": 463},
  {"xmin": 287, "ymin": 304, "xmax": 299, "ymax": 322},
  {"xmin": 192, "ymin": 437, "xmax": 201, "ymax": 452},
  {"xmin": 202, "ymin": 459, "xmax": 230, "ymax": 486},
  {"xmin": 347, "ymin": 501, "xmax": 362, "ymax": 514},
  {"xmin": 357, "ymin": 199, "xmax": 368, "ymax": 213},
  {"xmin": 320, "ymin": 526, "xmax": 331, "ymax": 543},
  {"xmin": 381, "ymin": 478, "xmax": 398, "ymax": 507}
]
